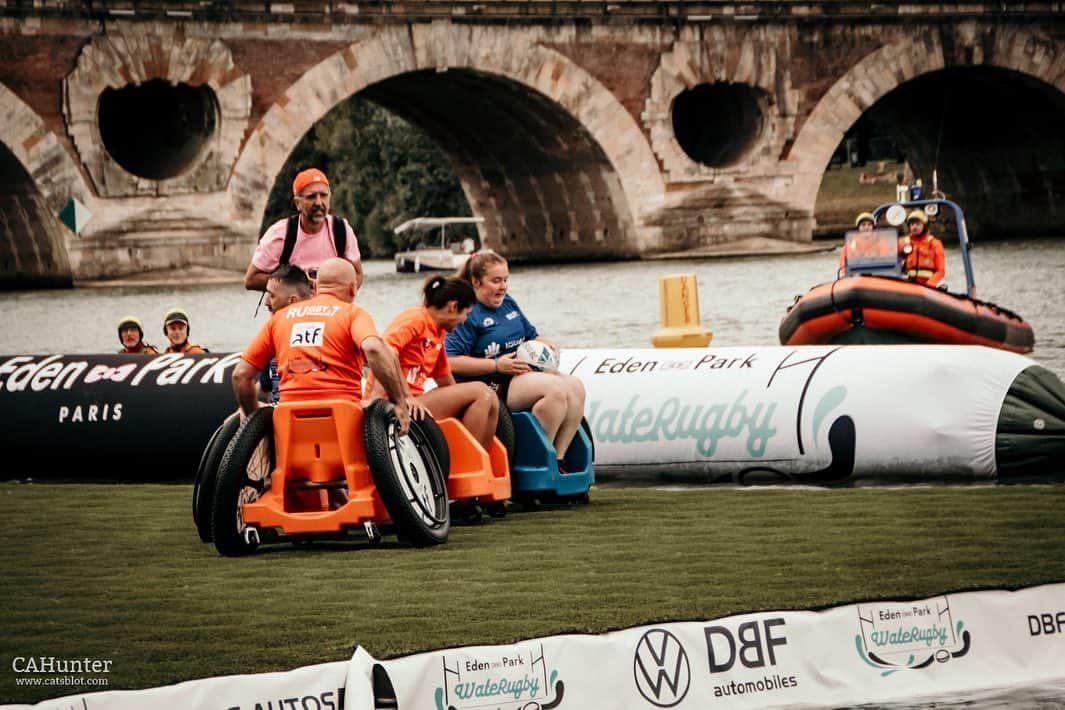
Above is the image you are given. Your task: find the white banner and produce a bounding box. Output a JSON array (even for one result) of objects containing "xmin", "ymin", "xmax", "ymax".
[
  {"xmin": 382, "ymin": 583, "xmax": 1065, "ymax": 709},
  {"xmin": 559, "ymin": 345, "xmax": 1031, "ymax": 481},
  {"xmin": 8, "ymin": 587, "xmax": 1063, "ymax": 709}
]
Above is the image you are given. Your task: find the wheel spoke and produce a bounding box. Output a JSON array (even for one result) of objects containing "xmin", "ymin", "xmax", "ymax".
[
  {"xmin": 393, "ymin": 429, "xmax": 444, "ymax": 525},
  {"xmin": 247, "ymin": 440, "xmax": 272, "ymax": 480}
]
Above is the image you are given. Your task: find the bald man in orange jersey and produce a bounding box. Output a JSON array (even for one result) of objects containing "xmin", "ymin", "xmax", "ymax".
[{"xmin": 232, "ymin": 258, "xmax": 412, "ymax": 434}]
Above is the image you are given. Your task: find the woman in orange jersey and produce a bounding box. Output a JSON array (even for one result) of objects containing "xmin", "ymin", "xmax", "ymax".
[{"xmin": 369, "ymin": 275, "xmax": 499, "ymax": 450}]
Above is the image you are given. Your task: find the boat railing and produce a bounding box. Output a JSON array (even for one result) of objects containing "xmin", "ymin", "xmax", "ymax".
[{"xmin": 873, "ymin": 198, "xmax": 976, "ymax": 298}]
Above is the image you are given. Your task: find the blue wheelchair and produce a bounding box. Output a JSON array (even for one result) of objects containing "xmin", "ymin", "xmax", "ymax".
[{"xmin": 496, "ymin": 405, "xmax": 595, "ymax": 507}]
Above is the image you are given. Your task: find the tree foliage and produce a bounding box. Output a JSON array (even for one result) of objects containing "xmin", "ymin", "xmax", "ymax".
[{"xmin": 260, "ymin": 98, "xmax": 470, "ymax": 258}]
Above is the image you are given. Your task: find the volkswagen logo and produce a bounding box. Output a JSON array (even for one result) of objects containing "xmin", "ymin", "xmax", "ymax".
[{"xmin": 634, "ymin": 629, "xmax": 691, "ymax": 707}]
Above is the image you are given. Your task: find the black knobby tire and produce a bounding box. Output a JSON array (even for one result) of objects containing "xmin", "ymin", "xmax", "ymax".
[
  {"xmin": 192, "ymin": 422, "xmax": 224, "ymax": 532},
  {"xmin": 495, "ymin": 401, "xmax": 516, "ymax": 466},
  {"xmin": 210, "ymin": 407, "xmax": 275, "ymax": 557},
  {"xmin": 193, "ymin": 413, "xmax": 240, "ymax": 543},
  {"xmin": 580, "ymin": 416, "xmax": 595, "ymax": 462},
  {"xmin": 363, "ymin": 400, "xmax": 450, "ymax": 547},
  {"xmin": 412, "ymin": 417, "xmax": 450, "ymax": 480}
]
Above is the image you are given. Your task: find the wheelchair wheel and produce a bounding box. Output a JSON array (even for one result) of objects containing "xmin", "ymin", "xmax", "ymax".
[
  {"xmin": 495, "ymin": 402, "xmax": 516, "ymax": 465},
  {"xmin": 580, "ymin": 416, "xmax": 595, "ymax": 462},
  {"xmin": 192, "ymin": 413, "xmax": 240, "ymax": 543},
  {"xmin": 210, "ymin": 407, "xmax": 275, "ymax": 557},
  {"xmin": 363, "ymin": 400, "xmax": 449, "ymax": 547},
  {"xmin": 412, "ymin": 417, "xmax": 450, "ymax": 480}
]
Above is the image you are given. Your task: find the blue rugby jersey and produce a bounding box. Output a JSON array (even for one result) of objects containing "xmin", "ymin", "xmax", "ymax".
[{"xmin": 445, "ymin": 294, "xmax": 538, "ymax": 382}]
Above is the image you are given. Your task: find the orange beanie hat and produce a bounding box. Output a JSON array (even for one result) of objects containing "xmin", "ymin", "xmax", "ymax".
[{"xmin": 292, "ymin": 168, "xmax": 329, "ymax": 196}]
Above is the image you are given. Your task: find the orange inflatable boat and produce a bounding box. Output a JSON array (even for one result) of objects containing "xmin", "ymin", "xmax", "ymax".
[
  {"xmin": 779, "ymin": 274, "xmax": 1034, "ymax": 352},
  {"xmin": 780, "ymin": 198, "xmax": 1034, "ymax": 354}
]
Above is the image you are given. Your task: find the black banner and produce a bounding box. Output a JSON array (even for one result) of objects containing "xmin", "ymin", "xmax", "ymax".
[{"xmin": 0, "ymin": 352, "xmax": 242, "ymax": 480}]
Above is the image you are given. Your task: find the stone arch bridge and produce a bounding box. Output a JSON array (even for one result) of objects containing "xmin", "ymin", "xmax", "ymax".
[{"xmin": 2, "ymin": 1, "xmax": 1063, "ymax": 284}]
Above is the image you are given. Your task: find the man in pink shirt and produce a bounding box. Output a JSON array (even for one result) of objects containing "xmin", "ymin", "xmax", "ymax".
[{"xmin": 244, "ymin": 168, "xmax": 364, "ymax": 291}]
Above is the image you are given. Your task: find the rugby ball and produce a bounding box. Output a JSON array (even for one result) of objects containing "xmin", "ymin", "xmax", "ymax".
[{"xmin": 515, "ymin": 340, "xmax": 559, "ymax": 373}]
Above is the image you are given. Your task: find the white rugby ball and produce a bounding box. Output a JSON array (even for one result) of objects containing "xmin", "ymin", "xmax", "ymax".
[{"xmin": 515, "ymin": 340, "xmax": 559, "ymax": 373}]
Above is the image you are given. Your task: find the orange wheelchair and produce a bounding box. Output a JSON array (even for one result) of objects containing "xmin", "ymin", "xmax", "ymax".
[
  {"xmin": 413, "ymin": 417, "xmax": 511, "ymax": 523},
  {"xmin": 201, "ymin": 399, "xmax": 451, "ymax": 556}
]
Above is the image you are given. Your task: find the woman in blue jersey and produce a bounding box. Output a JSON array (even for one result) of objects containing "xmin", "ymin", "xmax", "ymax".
[{"xmin": 445, "ymin": 250, "xmax": 587, "ymax": 461}]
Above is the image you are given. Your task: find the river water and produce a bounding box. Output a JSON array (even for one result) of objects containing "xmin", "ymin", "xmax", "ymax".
[
  {"xmin": 3, "ymin": 240, "xmax": 1064, "ymax": 710},
  {"xmin": 2, "ymin": 237, "xmax": 1064, "ymax": 378}
]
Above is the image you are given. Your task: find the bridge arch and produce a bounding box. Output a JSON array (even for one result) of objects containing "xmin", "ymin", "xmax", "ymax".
[
  {"xmin": 788, "ymin": 23, "xmax": 1065, "ymax": 235},
  {"xmin": 0, "ymin": 83, "xmax": 88, "ymax": 286},
  {"xmin": 0, "ymin": 82, "xmax": 91, "ymax": 213},
  {"xmin": 231, "ymin": 24, "xmax": 665, "ymax": 258}
]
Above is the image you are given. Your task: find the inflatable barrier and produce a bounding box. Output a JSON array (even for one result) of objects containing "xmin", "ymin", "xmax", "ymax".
[
  {"xmin": 560, "ymin": 345, "xmax": 1065, "ymax": 483},
  {"xmin": 2, "ymin": 346, "xmax": 1063, "ymax": 482},
  {"xmin": 0, "ymin": 352, "xmax": 240, "ymax": 479}
]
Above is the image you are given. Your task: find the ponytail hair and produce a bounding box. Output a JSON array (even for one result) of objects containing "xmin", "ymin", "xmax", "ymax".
[
  {"xmin": 455, "ymin": 249, "xmax": 507, "ymax": 284},
  {"xmin": 423, "ymin": 274, "xmax": 476, "ymax": 310}
]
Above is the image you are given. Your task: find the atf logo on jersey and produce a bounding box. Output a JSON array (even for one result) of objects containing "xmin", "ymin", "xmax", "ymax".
[
  {"xmin": 290, "ymin": 322, "xmax": 325, "ymax": 347},
  {"xmin": 634, "ymin": 629, "xmax": 690, "ymax": 707}
]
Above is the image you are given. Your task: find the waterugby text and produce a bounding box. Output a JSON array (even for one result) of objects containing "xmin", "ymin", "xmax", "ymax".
[{"xmin": 586, "ymin": 391, "xmax": 777, "ymax": 457}]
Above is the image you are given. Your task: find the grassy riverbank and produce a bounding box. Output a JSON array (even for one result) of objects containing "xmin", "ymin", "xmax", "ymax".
[
  {"xmin": 814, "ymin": 161, "xmax": 906, "ymax": 237},
  {"xmin": 2, "ymin": 481, "xmax": 1063, "ymax": 703}
]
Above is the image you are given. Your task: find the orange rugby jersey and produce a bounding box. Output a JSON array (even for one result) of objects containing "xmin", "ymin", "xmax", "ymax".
[
  {"xmin": 375, "ymin": 306, "xmax": 450, "ymax": 397},
  {"xmin": 242, "ymin": 293, "xmax": 378, "ymax": 402}
]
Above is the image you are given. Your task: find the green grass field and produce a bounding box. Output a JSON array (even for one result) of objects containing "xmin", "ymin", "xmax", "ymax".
[{"xmin": 2, "ymin": 481, "xmax": 1064, "ymax": 703}]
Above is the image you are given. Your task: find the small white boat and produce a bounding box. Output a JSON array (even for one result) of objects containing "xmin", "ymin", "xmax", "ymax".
[{"xmin": 393, "ymin": 216, "xmax": 483, "ymax": 273}]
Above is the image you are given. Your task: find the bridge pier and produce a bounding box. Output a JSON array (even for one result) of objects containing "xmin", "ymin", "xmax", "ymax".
[{"xmin": 63, "ymin": 192, "xmax": 254, "ymax": 282}]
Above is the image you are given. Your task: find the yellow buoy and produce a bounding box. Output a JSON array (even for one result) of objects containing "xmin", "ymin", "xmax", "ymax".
[{"xmin": 651, "ymin": 273, "xmax": 713, "ymax": 348}]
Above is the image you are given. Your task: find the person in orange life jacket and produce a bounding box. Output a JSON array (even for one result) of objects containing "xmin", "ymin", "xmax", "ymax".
[
  {"xmin": 162, "ymin": 308, "xmax": 207, "ymax": 354},
  {"xmin": 243, "ymin": 168, "xmax": 364, "ymax": 292},
  {"xmin": 446, "ymin": 250, "xmax": 586, "ymax": 464},
  {"xmin": 899, "ymin": 209, "xmax": 946, "ymax": 286},
  {"xmin": 855, "ymin": 212, "xmax": 876, "ymax": 232},
  {"xmin": 231, "ymin": 258, "xmax": 412, "ymax": 434},
  {"xmin": 367, "ymin": 275, "xmax": 499, "ymax": 451},
  {"xmin": 838, "ymin": 212, "xmax": 897, "ymax": 276},
  {"xmin": 117, "ymin": 316, "xmax": 158, "ymax": 354}
]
